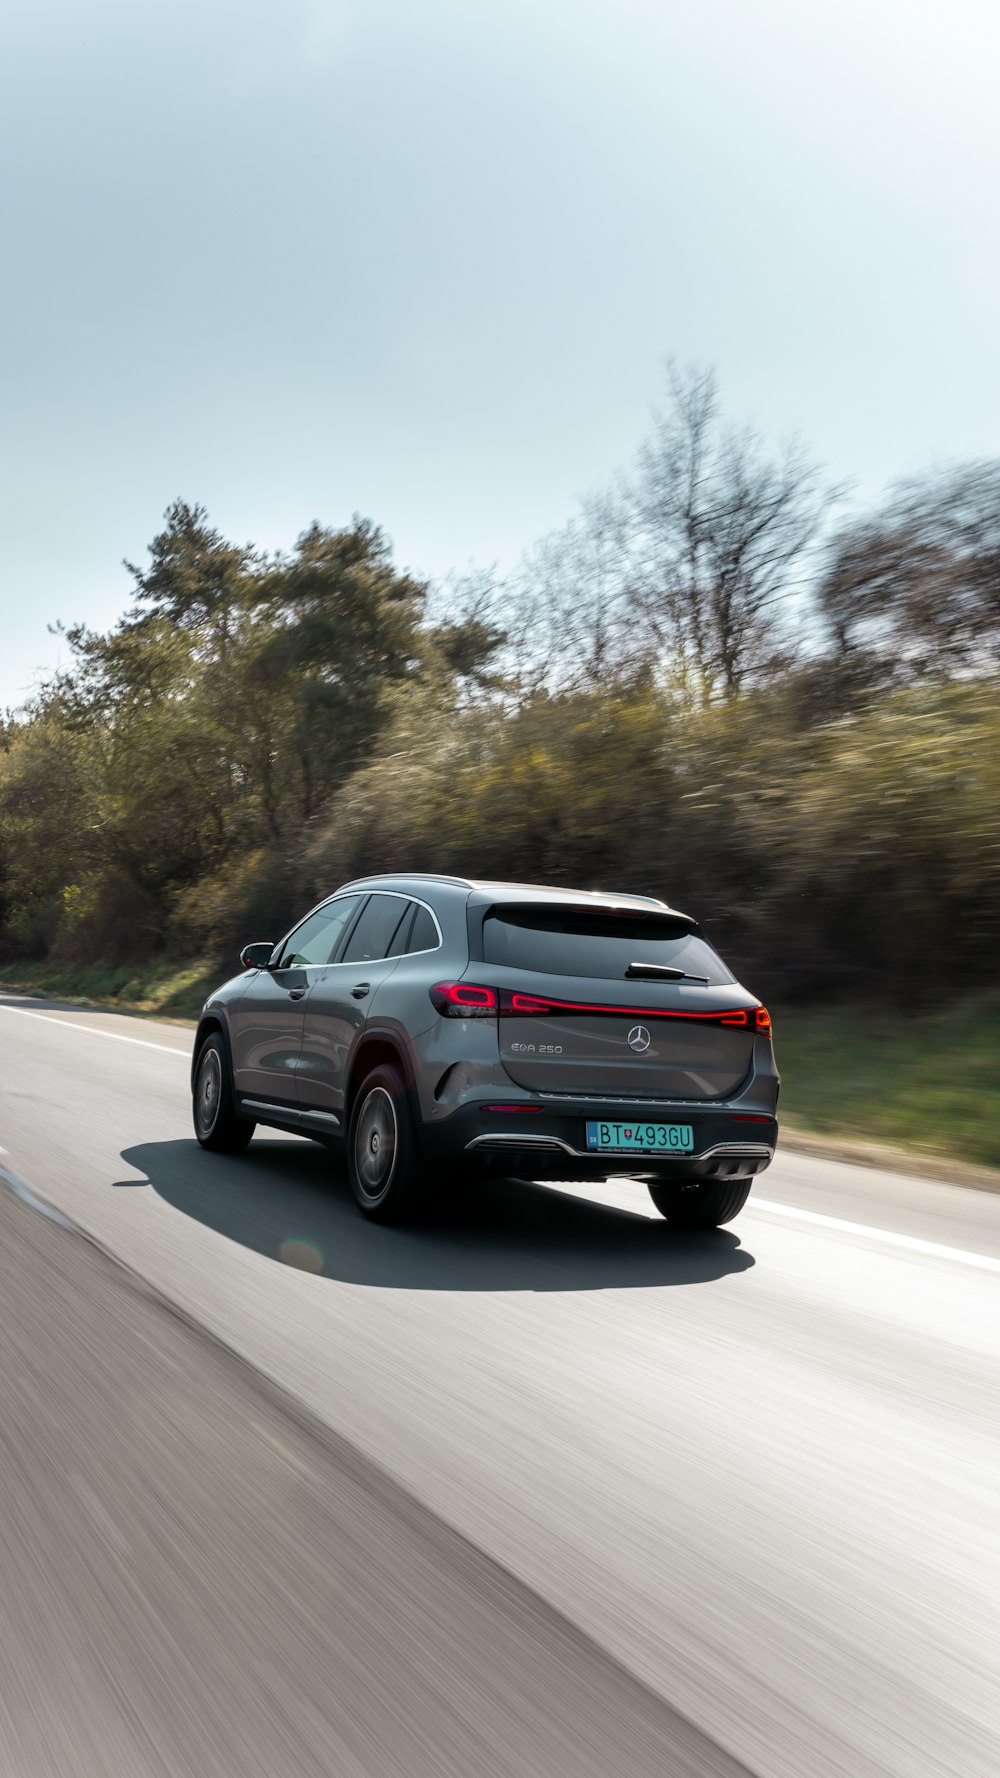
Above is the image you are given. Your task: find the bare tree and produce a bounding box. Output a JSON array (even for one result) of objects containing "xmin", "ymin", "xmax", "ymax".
[
  {"xmin": 819, "ymin": 462, "xmax": 1000, "ymax": 679},
  {"xmin": 509, "ymin": 488, "xmax": 637, "ymax": 691},
  {"xmin": 626, "ymin": 365, "xmax": 835, "ymax": 698}
]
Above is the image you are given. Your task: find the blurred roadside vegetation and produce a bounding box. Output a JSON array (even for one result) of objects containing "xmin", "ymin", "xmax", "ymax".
[
  {"xmin": 2, "ymin": 368, "xmax": 997, "ymax": 1160},
  {"xmin": 0, "ymin": 958, "xmax": 218, "ymax": 1023},
  {"xmin": 776, "ymin": 994, "xmax": 1000, "ymax": 1171}
]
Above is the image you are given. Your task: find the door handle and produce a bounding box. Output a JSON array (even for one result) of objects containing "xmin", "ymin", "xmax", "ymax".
[
  {"xmin": 287, "ymin": 987, "xmax": 307, "ymax": 1001},
  {"xmin": 351, "ymin": 982, "xmax": 371, "ymax": 999}
]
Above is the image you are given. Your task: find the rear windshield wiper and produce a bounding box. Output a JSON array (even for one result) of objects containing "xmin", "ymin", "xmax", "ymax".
[{"xmin": 625, "ymin": 962, "xmax": 710, "ymax": 983}]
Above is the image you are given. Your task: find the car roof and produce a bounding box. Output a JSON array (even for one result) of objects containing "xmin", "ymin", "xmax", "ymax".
[{"xmin": 339, "ymin": 872, "xmax": 689, "ymax": 919}]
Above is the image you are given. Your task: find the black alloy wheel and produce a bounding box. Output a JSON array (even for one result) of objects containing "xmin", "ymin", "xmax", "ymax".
[
  {"xmin": 193, "ymin": 1034, "xmax": 255, "ymax": 1153},
  {"xmin": 347, "ymin": 1063, "xmax": 431, "ymax": 1223}
]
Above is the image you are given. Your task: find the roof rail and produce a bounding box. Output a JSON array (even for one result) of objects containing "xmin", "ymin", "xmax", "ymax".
[
  {"xmin": 472, "ymin": 880, "xmax": 669, "ymax": 909},
  {"xmin": 338, "ymin": 873, "xmax": 670, "ymax": 908},
  {"xmin": 340, "ymin": 871, "xmax": 476, "ymax": 891}
]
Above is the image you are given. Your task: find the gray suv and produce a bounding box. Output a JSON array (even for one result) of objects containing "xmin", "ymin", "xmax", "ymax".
[{"xmin": 191, "ymin": 874, "xmax": 778, "ymax": 1227}]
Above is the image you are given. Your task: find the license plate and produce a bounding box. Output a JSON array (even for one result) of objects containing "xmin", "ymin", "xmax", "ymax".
[{"xmin": 585, "ymin": 1120, "xmax": 694, "ymax": 1154}]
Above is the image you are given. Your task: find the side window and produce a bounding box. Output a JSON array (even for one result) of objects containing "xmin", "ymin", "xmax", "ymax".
[
  {"xmin": 277, "ymin": 896, "xmax": 362, "ymax": 968},
  {"xmin": 386, "ymin": 902, "xmax": 416, "ymax": 958},
  {"xmin": 340, "ymin": 894, "xmax": 411, "ymax": 964},
  {"xmin": 406, "ymin": 904, "xmax": 439, "ymax": 954}
]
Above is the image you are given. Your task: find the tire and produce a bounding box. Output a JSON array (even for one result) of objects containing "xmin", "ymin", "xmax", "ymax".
[
  {"xmin": 647, "ymin": 1178, "xmax": 752, "ymax": 1229},
  {"xmin": 193, "ymin": 1034, "xmax": 255, "ymax": 1153},
  {"xmin": 347, "ymin": 1063, "xmax": 431, "ymax": 1223}
]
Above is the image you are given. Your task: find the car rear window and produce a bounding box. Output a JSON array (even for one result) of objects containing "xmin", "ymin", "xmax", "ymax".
[{"xmin": 481, "ymin": 907, "xmax": 734, "ymax": 984}]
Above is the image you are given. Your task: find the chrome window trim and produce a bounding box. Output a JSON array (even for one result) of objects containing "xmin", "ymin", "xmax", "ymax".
[
  {"xmin": 326, "ymin": 889, "xmax": 443, "ymax": 962},
  {"xmin": 274, "ymin": 888, "xmax": 444, "ymax": 969}
]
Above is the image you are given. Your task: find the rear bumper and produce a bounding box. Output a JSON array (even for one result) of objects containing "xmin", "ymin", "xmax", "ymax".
[{"xmin": 419, "ymin": 1097, "xmax": 777, "ymax": 1180}]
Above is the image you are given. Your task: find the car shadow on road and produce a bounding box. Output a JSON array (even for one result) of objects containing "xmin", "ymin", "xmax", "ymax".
[{"xmin": 115, "ymin": 1139, "xmax": 755, "ymax": 1292}]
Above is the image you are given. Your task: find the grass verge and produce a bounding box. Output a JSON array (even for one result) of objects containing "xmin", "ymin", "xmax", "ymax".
[
  {"xmin": 774, "ymin": 992, "xmax": 1000, "ymax": 1172},
  {"xmin": 0, "ymin": 959, "xmax": 219, "ymax": 1023}
]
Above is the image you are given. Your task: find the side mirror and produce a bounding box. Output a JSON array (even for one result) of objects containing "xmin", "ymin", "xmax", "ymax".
[{"xmin": 240, "ymin": 941, "xmax": 276, "ymax": 970}]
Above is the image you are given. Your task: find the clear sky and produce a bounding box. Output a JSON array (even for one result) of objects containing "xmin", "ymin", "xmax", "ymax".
[{"xmin": 1, "ymin": 0, "xmax": 998, "ymax": 710}]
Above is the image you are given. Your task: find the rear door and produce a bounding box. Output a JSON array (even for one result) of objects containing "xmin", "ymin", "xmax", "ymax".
[
  {"xmin": 476, "ymin": 904, "xmax": 757, "ymax": 1101},
  {"xmin": 295, "ymin": 893, "xmax": 414, "ymax": 1118}
]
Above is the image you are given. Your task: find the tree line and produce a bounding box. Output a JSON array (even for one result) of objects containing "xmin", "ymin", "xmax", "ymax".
[{"xmin": 1, "ymin": 367, "xmax": 997, "ymax": 1003}]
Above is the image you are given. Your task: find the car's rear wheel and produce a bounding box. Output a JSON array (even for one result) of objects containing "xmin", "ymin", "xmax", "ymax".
[
  {"xmin": 348, "ymin": 1063, "xmax": 431, "ymax": 1223},
  {"xmin": 647, "ymin": 1178, "xmax": 751, "ymax": 1228},
  {"xmin": 193, "ymin": 1034, "xmax": 255, "ymax": 1153}
]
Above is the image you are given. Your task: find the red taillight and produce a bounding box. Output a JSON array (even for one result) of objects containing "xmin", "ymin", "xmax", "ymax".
[
  {"xmin": 430, "ymin": 982, "xmax": 772, "ymax": 1029},
  {"xmin": 481, "ymin": 1104, "xmax": 543, "ymax": 1113},
  {"xmin": 499, "ymin": 988, "xmax": 770, "ymax": 1029},
  {"xmin": 429, "ymin": 981, "xmax": 499, "ymax": 1017},
  {"xmin": 502, "ymin": 991, "xmax": 555, "ymax": 1015},
  {"xmin": 731, "ymin": 1113, "xmax": 773, "ymax": 1123}
]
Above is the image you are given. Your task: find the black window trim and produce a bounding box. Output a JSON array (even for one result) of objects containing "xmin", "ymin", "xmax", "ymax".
[
  {"xmin": 395, "ymin": 902, "xmax": 419, "ymax": 954},
  {"xmin": 384, "ymin": 897, "xmax": 414, "ymax": 960},
  {"xmin": 405, "ymin": 895, "xmax": 444, "ymax": 957},
  {"xmin": 330, "ymin": 893, "xmax": 372, "ymax": 963}
]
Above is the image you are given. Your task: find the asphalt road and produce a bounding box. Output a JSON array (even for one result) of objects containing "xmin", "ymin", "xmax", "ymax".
[{"xmin": 1, "ymin": 993, "xmax": 998, "ymax": 1777}]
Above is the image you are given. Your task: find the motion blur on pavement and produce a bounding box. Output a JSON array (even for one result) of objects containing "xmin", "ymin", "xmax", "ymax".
[{"xmin": 0, "ymin": 0, "xmax": 998, "ymax": 1772}]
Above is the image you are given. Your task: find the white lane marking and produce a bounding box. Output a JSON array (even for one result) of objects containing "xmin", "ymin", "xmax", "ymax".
[
  {"xmin": 0, "ymin": 1164, "xmax": 75, "ymax": 1228},
  {"xmin": 3, "ymin": 1001, "xmax": 997, "ymax": 1274},
  {"xmin": 751, "ymin": 1196, "xmax": 1000, "ymax": 1275},
  {"xmin": 0, "ymin": 1003, "xmax": 190, "ymax": 1057}
]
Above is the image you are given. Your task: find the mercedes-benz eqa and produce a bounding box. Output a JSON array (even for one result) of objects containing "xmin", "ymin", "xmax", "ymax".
[{"xmin": 191, "ymin": 875, "xmax": 778, "ymax": 1226}]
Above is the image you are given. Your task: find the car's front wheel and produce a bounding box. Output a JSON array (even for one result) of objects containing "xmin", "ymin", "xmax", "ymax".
[
  {"xmin": 347, "ymin": 1063, "xmax": 431, "ymax": 1222},
  {"xmin": 647, "ymin": 1178, "xmax": 751, "ymax": 1228},
  {"xmin": 193, "ymin": 1033, "xmax": 255, "ymax": 1153}
]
